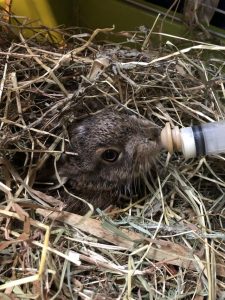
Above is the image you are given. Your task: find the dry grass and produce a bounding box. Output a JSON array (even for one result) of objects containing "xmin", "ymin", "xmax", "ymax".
[{"xmin": 1, "ymin": 8, "xmax": 225, "ymax": 300}]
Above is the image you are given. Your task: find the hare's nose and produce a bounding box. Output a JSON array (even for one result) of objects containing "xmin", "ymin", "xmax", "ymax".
[{"xmin": 149, "ymin": 127, "xmax": 161, "ymax": 140}]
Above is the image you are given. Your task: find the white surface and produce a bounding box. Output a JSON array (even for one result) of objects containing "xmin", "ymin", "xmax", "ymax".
[
  {"xmin": 180, "ymin": 127, "xmax": 196, "ymax": 159},
  {"xmin": 202, "ymin": 121, "xmax": 225, "ymax": 155}
]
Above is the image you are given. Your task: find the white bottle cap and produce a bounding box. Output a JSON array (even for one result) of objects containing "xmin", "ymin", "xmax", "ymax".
[{"xmin": 180, "ymin": 127, "xmax": 196, "ymax": 159}]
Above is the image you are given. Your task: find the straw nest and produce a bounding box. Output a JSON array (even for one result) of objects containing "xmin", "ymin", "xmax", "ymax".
[{"xmin": 1, "ymin": 9, "xmax": 225, "ymax": 300}]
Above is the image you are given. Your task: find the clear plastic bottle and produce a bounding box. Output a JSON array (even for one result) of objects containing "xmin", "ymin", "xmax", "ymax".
[{"xmin": 161, "ymin": 120, "xmax": 225, "ymax": 159}]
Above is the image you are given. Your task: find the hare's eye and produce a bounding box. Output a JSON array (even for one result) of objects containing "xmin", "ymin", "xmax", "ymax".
[{"xmin": 101, "ymin": 149, "xmax": 119, "ymax": 162}]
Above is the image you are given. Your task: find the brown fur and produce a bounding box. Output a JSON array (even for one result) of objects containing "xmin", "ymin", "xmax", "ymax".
[{"xmin": 54, "ymin": 108, "xmax": 161, "ymax": 214}]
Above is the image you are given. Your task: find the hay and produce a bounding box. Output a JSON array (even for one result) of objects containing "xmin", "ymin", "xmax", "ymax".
[{"xmin": 1, "ymin": 9, "xmax": 225, "ymax": 300}]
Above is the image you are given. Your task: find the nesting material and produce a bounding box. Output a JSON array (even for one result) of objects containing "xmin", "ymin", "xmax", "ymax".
[{"xmin": 1, "ymin": 11, "xmax": 225, "ymax": 299}]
